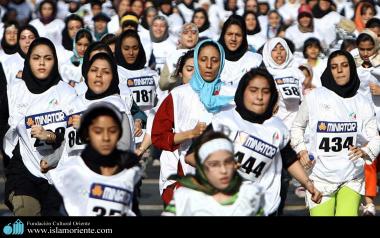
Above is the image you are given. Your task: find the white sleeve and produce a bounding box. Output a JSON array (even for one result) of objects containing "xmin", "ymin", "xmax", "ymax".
[
  {"xmin": 361, "ymin": 107, "xmax": 380, "ymax": 162},
  {"xmin": 290, "ymin": 96, "xmax": 309, "ymax": 153}
]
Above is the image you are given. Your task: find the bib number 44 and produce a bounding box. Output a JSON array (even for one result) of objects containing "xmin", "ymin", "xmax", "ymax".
[{"xmin": 235, "ymin": 152, "xmax": 266, "ymax": 178}]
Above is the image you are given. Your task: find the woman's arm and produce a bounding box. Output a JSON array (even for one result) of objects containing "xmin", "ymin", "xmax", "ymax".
[
  {"xmin": 290, "ymin": 97, "xmax": 312, "ymax": 168},
  {"xmin": 287, "ymin": 160, "xmax": 322, "ymax": 204}
]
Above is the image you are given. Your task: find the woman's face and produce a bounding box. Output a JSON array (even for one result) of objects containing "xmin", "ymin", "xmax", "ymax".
[
  {"xmin": 180, "ymin": 27, "xmax": 198, "ymax": 49},
  {"xmin": 330, "ymin": 55, "xmax": 350, "ymax": 86},
  {"xmin": 245, "ymin": 13, "xmax": 257, "ymax": 31},
  {"xmin": 30, "ymin": 44, "xmax": 54, "ymax": 80},
  {"xmin": 243, "ymin": 75, "xmax": 271, "ymax": 114},
  {"xmin": 146, "ymin": 10, "xmax": 157, "ymax": 26},
  {"xmin": 4, "ymin": 25, "xmax": 18, "ymax": 46},
  {"xmin": 306, "ymin": 44, "xmax": 320, "ymax": 60},
  {"xmin": 41, "ymin": 2, "xmax": 54, "ymax": 18},
  {"xmin": 224, "ymin": 24, "xmax": 243, "ymax": 52},
  {"xmin": 193, "ymin": 12, "xmax": 206, "ymax": 28},
  {"xmin": 319, "ymin": 0, "xmax": 331, "ymax": 11},
  {"xmin": 122, "ymin": 36, "xmax": 139, "ymax": 64},
  {"xmin": 76, "ymin": 36, "xmax": 90, "ymax": 57},
  {"xmin": 19, "ymin": 29, "xmax": 36, "ymax": 54},
  {"xmin": 198, "ymin": 45, "xmax": 221, "ymax": 82},
  {"xmin": 67, "ymin": 20, "xmax": 82, "ymax": 39},
  {"xmin": 88, "ymin": 115, "xmax": 120, "ymax": 156},
  {"xmin": 268, "ymin": 12, "xmax": 281, "ymax": 28},
  {"xmin": 362, "ymin": 7, "xmax": 375, "ymax": 24},
  {"xmin": 180, "ymin": 57, "xmax": 194, "ymax": 84},
  {"xmin": 87, "ymin": 58, "xmax": 113, "ymax": 94},
  {"xmin": 271, "ymin": 43, "xmax": 287, "ymax": 65},
  {"xmin": 151, "ymin": 19, "xmax": 166, "ymax": 39},
  {"xmin": 118, "ymin": 0, "xmax": 131, "ymax": 16},
  {"xmin": 358, "ymin": 40, "xmax": 376, "ymax": 62},
  {"xmin": 132, "ymin": 0, "xmax": 144, "ymax": 17},
  {"xmin": 299, "ymin": 16, "xmax": 311, "ymax": 28},
  {"xmin": 203, "ymin": 150, "xmax": 235, "ymax": 191}
]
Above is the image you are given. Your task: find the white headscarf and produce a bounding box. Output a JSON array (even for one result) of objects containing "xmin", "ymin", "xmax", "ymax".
[{"xmin": 262, "ymin": 37, "xmax": 294, "ymax": 75}]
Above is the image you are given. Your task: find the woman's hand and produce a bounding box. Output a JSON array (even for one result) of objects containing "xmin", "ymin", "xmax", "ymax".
[
  {"xmin": 348, "ymin": 145, "xmax": 369, "ymax": 161},
  {"xmin": 297, "ymin": 150, "xmax": 314, "ymax": 170},
  {"xmin": 40, "ymin": 160, "xmax": 50, "ymax": 173},
  {"xmin": 369, "ymin": 83, "xmax": 380, "ymax": 96},
  {"xmin": 72, "ymin": 115, "xmax": 81, "ymax": 129},
  {"xmin": 304, "ymin": 179, "xmax": 322, "ymax": 204},
  {"xmin": 31, "ymin": 125, "xmax": 51, "ymax": 141},
  {"xmin": 134, "ymin": 119, "xmax": 143, "ymax": 137},
  {"xmin": 189, "ymin": 122, "xmax": 207, "ymax": 139}
]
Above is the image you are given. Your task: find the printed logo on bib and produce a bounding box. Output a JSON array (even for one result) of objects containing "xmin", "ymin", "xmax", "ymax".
[
  {"xmin": 275, "ymin": 77, "xmax": 300, "ymax": 100},
  {"xmin": 88, "ymin": 183, "xmax": 133, "ymax": 216},
  {"xmin": 233, "ymin": 131, "xmax": 277, "ymax": 181},
  {"xmin": 316, "ymin": 121, "xmax": 357, "ymax": 156},
  {"xmin": 25, "ymin": 110, "xmax": 66, "ymax": 152},
  {"xmin": 127, "ymin": 76, "xmax": 156, "ymax": 107}
]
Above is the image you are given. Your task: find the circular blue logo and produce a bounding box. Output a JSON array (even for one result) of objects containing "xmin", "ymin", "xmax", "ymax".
[{"xmin": 3, "ymin": 224, "xmax": 12, "ymax": 235}]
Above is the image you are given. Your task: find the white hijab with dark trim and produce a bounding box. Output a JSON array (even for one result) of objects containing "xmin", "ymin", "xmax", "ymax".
[{"xmin": 262, "ymin": 37, "xmax": 294, "ymax": 76}]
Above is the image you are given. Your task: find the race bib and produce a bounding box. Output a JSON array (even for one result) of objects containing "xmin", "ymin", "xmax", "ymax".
[
  {"xmin": 87, "ymin": 183, "xmax": 133, "ymax": 216},
  {"xmin": 275, "ymin": 77, "xmax": 301, "ymax": 100},
  {"xmin": 127, "ymin": 76, "xmax": 156, "ymax": 108},
  {"xmin": 66, "ymin": 111, "xmax": 84, "ymax": 152},
  {"xmin": 316, "ymin": 121, "xmax": 357, "ymax": 156},
  {"xmin": 233, "ymin": 131, "xmax": 277, "ymax": 181},
  {"xmin": 25, "ymin": 110, "xmax": 66, "ymax": 152}
]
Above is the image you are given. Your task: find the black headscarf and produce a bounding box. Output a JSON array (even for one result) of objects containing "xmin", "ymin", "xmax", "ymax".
[
  {"xmin": 1, "ymin": 21, "xmax": 19, "ymax": 55},
  {"xmin": 38, "ymin": 0, "xmax": 57, "ymax": 24},
  {"xmin": 234, "ymin": 68, "xmax": 278, "ymax": 124},
  {"xmin": 321, "ymin": 50, "xmax": 360, "ymax": 98},
  {"xmin": 218, "ymin": 15, "xmax": 248, "ymax": 61},
  {"xmin": 244, "ymin": 11, "xmax": 261, "ymax": 35},
  {"xmin": 191, "ymin": 8, "xmax": 210, "ymax": 33},
  {"xmin": 61, "ymin": 14, "xmax": 84, "ymax": 51},
  {"xmin": 17, "ymin": 25, "xmax": 39, "ymax": 59},
  {"xmin": 140, "ymin": 7, "xmax": 157, "ymax": 30},
  {"xmin": 22, "ymin": 37, "xmax": 62, "ymax": 94},
  {"xmin": 115, "ymin": 29, "xmax": 146, "ymax": 70},
  {"xmin": 312, "ymin": 0, "xmax": 333, "ymax": 19},
  {"xmin": 79, "ymin": 102, "xmax": 138, "ymax": 173},
  {"xmin": 81, "ymin": 42, "xmax": 113, "ymax": 78},
  {"xmin": 84, "ymin": 52, "xmax": 120, "ymax": 100}
]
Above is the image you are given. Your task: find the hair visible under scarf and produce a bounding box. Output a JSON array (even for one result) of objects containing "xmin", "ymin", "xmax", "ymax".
[
  {"xmin": 234, "ymin": 68, "xmax": 278, "ymax": 124},
  {"xmin": 17, "ymin": 25, "xmax": 39, "ymax": 59},
  {"xmin": 262, "ymin": 37, "xmax": 294, "ymax": 75},
  {"xmin": 79, "ymin": 102, "xmax": 123, "ymax": 173},
  {"xmin": 218, "ymin": 15, "xmax": 248, "ymax": 61},
  {"xmin": 189, "ymin": 39, "xmax": 233, "ymax": 113},
  {"xmin": 115, "ymin": 29, "xmax": 146, "ymax": 70},
  {"xmin": 244, "ymin": 11, "xmax": 261, "ymax": 35},
  {"xmin": 141, "ymin": 7, "xmax": 157, "ymax": 30},
  {"xmin": 1, "ymin": 21, "xmax": 19, "ymax": 55},
  {"xmin": 192, "ymin": 8, "xmax": 210, "ymax": 33},
  {"xmin": 22, "ymin": 37, "xmax": 62, "ymax": 94},
  {"xmin": 61, "ymin": 14, "xmax": 84, "ymax": 51},
  {"xmin": 150, "ymin": 15, "xmax": 169, "ymax": 43},
  {"xmin": 84, "ymin": 52, "xmax": 120, "ymax": 100},
  {"xmin": 38, "ymin": 0, "xmax": 57, "ymax": 24},
  {"xmin": 354, "ymin": 29, "xmax": 380, "ymax": 68},
  {"xmin": 81, "ymin": 42, "xmax": 113, "ymax": 77},
  {"xmin": 321, "ymin": 50, "xmax": 360, "ymax": 98},
  {"xmin": 170, "ymin": 131, "xmax": 242, "ymax": 195},
  {"xmin": 71, "ymin": 28, "xmax": 93, "ymax": 66}
]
